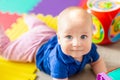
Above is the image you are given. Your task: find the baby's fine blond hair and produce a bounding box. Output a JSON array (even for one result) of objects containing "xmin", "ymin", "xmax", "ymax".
[{"xmin": 57, "ymin": 6, "xmax": 92, "ymax": 32}]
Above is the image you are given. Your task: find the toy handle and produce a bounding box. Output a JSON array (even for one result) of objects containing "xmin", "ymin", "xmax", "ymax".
[{"xmin": 96, "ymin": 72, "xmax": 112, "ymax": 80}]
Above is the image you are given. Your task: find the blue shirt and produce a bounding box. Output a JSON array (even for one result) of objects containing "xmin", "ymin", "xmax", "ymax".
[{"xmin": 36, "ymin": 35, "xmax": 99, "ymax": 79}]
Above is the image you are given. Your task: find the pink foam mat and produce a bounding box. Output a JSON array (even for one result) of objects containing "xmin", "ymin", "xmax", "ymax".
[{"xmin": 0, "ymin": 12, "xmax": 21, "ymax": 30}]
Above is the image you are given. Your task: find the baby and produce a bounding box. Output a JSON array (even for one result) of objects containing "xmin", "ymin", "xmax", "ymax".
[{"xmin": 0, "ymin": 6, "xmax": 107, "ymax": 80}]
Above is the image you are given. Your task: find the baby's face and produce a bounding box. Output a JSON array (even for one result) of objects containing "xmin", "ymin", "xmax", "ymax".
[{"xmin": 58, "ymin": 16, "xmax": 92, "ymax": 59}]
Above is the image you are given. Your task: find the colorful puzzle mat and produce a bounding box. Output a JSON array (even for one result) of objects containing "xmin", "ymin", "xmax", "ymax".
[
  {"xmin": 0, "ymin": 0, "xmax": 82, "ymax": 15},
  {"xmin": 5, "ymin": 14, "xmax": 57, "ymax": 41},
  {"xmin": 0, "ymin": 0, "xmax": 83, "ymax": 30}
]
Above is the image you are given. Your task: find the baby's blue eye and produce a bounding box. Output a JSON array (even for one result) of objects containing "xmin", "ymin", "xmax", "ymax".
[
  {"xmin": 81, "ymin": 35, "xmax": 87, "ymax": 39},
  {"xmin": 65, "ymin": 35, "xmax": 72, "ymax": 39}
]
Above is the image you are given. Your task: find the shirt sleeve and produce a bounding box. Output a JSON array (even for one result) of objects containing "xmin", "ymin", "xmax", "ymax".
[
  {"xmin": 88, "ymin": 43, "xmax": 100, "ymax": 63},
  {"xmin": 50, "ymin": 57, "xmax": 68, "ymax": 79}
]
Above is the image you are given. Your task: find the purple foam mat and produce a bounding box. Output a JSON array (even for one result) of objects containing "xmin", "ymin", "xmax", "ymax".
[{"xmin": 30, "ymin": 0, "xmax": 81, "ymax": 16}]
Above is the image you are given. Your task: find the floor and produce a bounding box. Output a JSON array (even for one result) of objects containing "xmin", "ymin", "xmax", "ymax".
[{"xmin": 36, "ymin": 41, "xmax": 120, "ymax": 80}]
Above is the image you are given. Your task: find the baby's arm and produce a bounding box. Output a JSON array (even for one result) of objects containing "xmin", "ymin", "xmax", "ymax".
[
  {"xmin": 53, "ymin": 78, "xmax": 68, "ymax": 80},
  {"xmin": 90, "ymin": 57, "xmax": 107, "ymax": 75}
]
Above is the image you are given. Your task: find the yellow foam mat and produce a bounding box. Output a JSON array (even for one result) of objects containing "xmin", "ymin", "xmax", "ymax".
[
  {"xmin": 37, "ymin": 14, "xmax": 57, "ymax": 31},
  {"xmin": 0, "ymin": 56, "xmax": 37, "ymax": 80}
]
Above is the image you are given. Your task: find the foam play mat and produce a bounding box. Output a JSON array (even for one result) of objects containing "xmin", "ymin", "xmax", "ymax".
[{"xmin": 0, "ymin": 56, "xmax": 37, "ymax": 80}]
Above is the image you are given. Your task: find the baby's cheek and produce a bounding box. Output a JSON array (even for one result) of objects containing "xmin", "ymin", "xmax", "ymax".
[
  {"xmin": 63, "ymin": 47, "xmax": 70, "ymax": 55},
  {"xmin": 61, "ymin": 45, "xmax": 67, "ymax": 53},
  {"xmin": 88, "ymin": 46, "xmax": 91, "ymax": 52},
  {"xmin": 85, "ymin": 45, "xmax": 91, "ymax": 53}
]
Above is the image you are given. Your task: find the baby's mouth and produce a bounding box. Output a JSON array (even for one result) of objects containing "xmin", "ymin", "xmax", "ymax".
[{"xmin": 71, "ymin": 49, "xmax": 84, "ymax": 51}]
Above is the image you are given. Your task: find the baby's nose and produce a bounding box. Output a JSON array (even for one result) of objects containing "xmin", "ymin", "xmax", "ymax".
[{"xmin": 72, "ymin": 39, "xmax": 81, "ymax": 47}]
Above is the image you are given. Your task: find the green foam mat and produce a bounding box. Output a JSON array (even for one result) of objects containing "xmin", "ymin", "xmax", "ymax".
[
  {"xmin": 0, "ymin": 0, "xmax": 41, "ymax": 14},
  {"xmin": 108, "ymin": 68, "xmax": 120, "ymax": 80}
]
